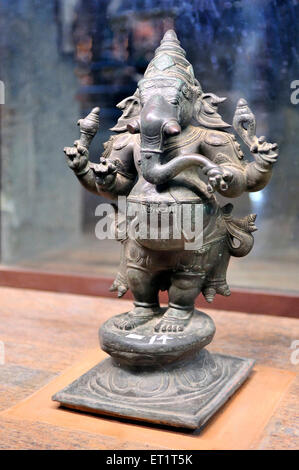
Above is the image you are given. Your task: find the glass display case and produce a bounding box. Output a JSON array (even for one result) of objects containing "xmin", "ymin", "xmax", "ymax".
[{"xmin": 0, "ymin": 0, "xmax": 298, "ymax": 296}]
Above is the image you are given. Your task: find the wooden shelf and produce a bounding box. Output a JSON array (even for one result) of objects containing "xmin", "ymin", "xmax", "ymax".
[{"xmin": 0, "ymin": 287, "xmax": 298, "ymax": 449}]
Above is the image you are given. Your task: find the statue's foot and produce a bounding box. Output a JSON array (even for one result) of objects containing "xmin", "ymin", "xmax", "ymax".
[
  {"xmin": 114, "ymin": 306, "xmax": 160, "ymax": 330},
  {"xmin": 154, "ymin": 307, "xmax": 193, "ymax": 333}
]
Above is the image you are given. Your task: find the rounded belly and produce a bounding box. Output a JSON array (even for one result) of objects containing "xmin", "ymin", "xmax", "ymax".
[{"xmin": 126, "ymin": 199, "xmax": 219, "ymax": 251}]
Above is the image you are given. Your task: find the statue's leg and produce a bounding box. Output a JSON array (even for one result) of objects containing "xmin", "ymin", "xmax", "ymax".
[
  {"xmin": 113, "ymin": 267, "xmax": 161, "ymax": 330},
  {"xmin": 155, "ymin": 272, "xmax": 202, "ymax": 333}
]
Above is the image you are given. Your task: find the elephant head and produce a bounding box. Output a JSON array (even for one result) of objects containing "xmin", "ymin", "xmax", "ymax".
[{"xmin": 125, "ymin": 30, "xmax": 230, "ymax": 186}]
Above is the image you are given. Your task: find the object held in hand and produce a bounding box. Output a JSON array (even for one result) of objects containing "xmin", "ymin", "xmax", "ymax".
[
  {"xmin": 233, "ymin": 99, "xmax": 278, "ymax": 163},
  {"xmin": 77, "ymin": 107, "xmax": 100, "ymax": 150}
]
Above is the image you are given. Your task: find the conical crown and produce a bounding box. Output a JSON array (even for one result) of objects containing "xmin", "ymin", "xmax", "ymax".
[{"xmin": 144, "ymin": 30, "xmax": 195, "ymax": 86}]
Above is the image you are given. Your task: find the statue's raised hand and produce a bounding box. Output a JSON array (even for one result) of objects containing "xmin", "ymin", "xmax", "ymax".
[
  {"xmin": 64, "ymin": 140, "xmax": 89, "ymax": 175},
  {"xmin": 206, "ymin": 166, "xmax": 233, "ymax": 194},
  {"xmin": 93, "ymin": 157, "xmax": 117, "ymax": 186},
  {"xmin": 250, "ymin": 136, "xmax": 278, "ymax": 169}
]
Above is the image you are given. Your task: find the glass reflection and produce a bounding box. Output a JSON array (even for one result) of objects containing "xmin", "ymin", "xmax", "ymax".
[{"xmin": 0, "ymin": 0, "xmax": 298, "ymax": 292}]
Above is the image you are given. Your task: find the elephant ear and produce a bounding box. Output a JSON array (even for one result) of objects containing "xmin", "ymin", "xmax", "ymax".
[
  {"xmin": 110, "ymin": 90, "xmax": 141, "ymax": 132},
  {"xmin": 194, "ymin": 92, "xmax": 231, "ymax": 129}
]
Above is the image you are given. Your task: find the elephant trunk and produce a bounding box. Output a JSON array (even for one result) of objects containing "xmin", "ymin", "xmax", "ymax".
[{"xmin": 140, "ymin": 152, "xmax": 218, "ymax": 185}]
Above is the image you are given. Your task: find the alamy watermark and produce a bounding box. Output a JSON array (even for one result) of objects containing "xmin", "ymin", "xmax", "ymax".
[
  {"xmin": 290, "ymin": 340, "xmax": 299, "ymax": 365},
  {"xmin": 290, "ymin": 80, "xmax": 299, "ymax": 105},
  {"xmin": 94, "ymin": 196, "xmax": 203, "ymax": 250},
  {"xmin": 0, "ymin": 80, "xmax": 5, "ymax": 104}
]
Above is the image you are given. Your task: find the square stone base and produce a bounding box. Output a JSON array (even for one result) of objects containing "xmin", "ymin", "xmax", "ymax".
[
  {"xmin": 2, "ymin": 348, "xmax": 295, "ymax": 449},
  {"xmin": 52, "ymin": 351, "xmax": 255, "ymax": 430}
]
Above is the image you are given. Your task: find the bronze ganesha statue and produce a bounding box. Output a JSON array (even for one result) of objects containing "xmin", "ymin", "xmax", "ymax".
[{"xmin": 64, "ymin": 30, "xmax": 278, "ymax": 333}]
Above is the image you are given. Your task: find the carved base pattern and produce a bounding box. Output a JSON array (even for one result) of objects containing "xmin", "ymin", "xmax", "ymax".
[{"xmin": 52, "ymin": 350, "xmax": 254, "ymax": 429}]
